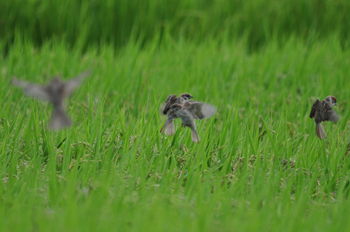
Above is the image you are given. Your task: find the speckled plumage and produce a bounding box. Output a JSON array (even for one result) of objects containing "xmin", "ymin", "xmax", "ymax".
[
  {"xmin": 309, "ymin": 96, "xmax": 339, "ymax": 139},
  {"xmin": 167, "ymin": 102, "xmax": 216, "ymax": 143},
  {"xmin": 160, "ymin": 93, "xmax": 194, "ymax": 135}
]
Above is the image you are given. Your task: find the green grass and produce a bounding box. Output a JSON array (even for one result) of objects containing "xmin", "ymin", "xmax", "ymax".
[
  {"xmin": 1, "ymin": 0, "xmax": 350, "ymax": 51},
  {"xmin": 1, "ymin": 35, "xmax": 350, "ymax": 231}
]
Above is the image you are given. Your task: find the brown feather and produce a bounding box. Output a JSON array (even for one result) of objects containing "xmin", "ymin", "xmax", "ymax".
[
  {"xmin": 309, "ymin": 99, "xmax": 319, "ymax": 118},
  {"xmin": 162, "ymin": 95, "xmax": 178, "ymax": 115},
  {"xmin": 310, "ymin": 96, "xmax": 339, "ymax": 140}
]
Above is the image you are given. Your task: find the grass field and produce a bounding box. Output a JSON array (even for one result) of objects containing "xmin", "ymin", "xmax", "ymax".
[
  {"xmin": 1, "ymin": 35, "xmax": 350, "ymax": 231},
  {"xmin": 2, "ymin": 0, "xmax": 350, "ymax": 52}
]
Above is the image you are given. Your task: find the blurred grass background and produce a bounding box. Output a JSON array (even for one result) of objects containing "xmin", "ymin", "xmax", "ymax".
[{"xmin": 1, "ymin": 0, "xmax": 350, "ymax": 52}]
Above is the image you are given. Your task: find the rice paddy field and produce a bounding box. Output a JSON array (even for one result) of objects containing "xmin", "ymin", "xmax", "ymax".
[{"xmin": 1, "ymin": 1, "xmax": 350, "ymax": 231}]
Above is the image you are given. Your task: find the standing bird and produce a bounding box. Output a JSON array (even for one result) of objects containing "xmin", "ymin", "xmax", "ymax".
[
  {"xmin": 12, "ymin": 71, "xmax": 90, "ymax": 130},
  {"xmin": 168, "ymin": 102, "xmax": 216, "ymax": 143},
  {"xmin": 160, "ymin": 93, "xmax": 194, "ymax": 135},
  {"xmin": 309, "ymin": 96, "xmax": 339, "ymax": 139}
]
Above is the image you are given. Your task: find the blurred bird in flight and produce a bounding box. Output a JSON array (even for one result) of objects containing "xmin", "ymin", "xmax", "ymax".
[{"xmin": 12, "ymin": 71, "xmax": 90, "ymax": 130}]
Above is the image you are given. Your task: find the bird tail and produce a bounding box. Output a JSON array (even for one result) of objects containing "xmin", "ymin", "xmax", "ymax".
[
  {"xmin": 316, "ymin": 123, "xmax": 327, "ymax": 140},
  {"xmin": 191, "ymin": 129, "xmax": 200, "ymax": 143},
  {"xmin": 160, "ymin": 120, "xmax": 175, "ymax": 135},
  {"xmin": 49, "ymin": 108, "xmax": 72, "ymax": 130}
]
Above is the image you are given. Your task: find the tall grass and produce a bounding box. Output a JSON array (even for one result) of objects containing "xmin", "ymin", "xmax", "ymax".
[
  {"xmin": 1, "ymin": 36, "xmax": 350, "ymax": 231},
  {"xmin": 1, "ymin": 0, "xmax": 350, "ymax": 51}
]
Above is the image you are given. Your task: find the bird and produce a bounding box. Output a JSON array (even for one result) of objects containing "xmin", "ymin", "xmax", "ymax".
[
  {"xmin": 12, "ymin": 71, "xmax": 90, "ymax": 130},
  {"xmin": 162, "ymin": 93, "xmax": 194, "ymax": 115},
  {"xmin": 309, "ymin": 96, "xmax": 339, "ymax": 139},
  {"xmin": 167, "ymin": 102, "xmax": 216, "ymax": 143},
  {"xmin": 160, "ymin": 93, "xmax": 194, "ymax": 135}
]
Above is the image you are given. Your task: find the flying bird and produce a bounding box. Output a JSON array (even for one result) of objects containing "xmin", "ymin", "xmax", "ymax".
[
  {"xmin": 160, "ymin": 93, "xmax": 194, "ymax": 135},
  {"xmin": 162, "ymin": 93, "xmax": 193, "ymax": 115},
  {"xmin": 309, "ymin": 96, "xmax": 339, "ymax": 139},
  {"xmin": 167, "ymin": 102, "xmax": 216, "ymax": 143},
  {"xmin": 12, "ymin": 71, "xmax": 90, "ymax": 130}
]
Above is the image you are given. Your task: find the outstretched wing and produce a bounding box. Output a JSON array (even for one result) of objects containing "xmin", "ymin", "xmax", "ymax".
[
  {"xmin": 326, "ymin": 110, "xmax": 340, "ymax": 123},
  {"xmin": 12, "ymin": 78, "xmax": 51, "ymax": 101},
  {"xmin": 309, "ymin": 99, "xmax": 319, "ymax": 119},
  {"xmin": 185, "ymin": 102, "xmax": 216, "ymax": 120},
  {"xmin": 63, "ymin": 71, "xmax": 90, "ymax": 97},
  {"xmin": 320, "ymin": 100, "xmax": 340, "ymax": 123}
]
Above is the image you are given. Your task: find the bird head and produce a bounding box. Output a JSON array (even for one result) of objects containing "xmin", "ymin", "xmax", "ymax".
[
  {"xmin": 169, "ymin": 103, "xmax": 182, "ymax": 112},
  {"xmin": 179, "ymin": 93, "xmax": 193, "ymax": 101},
  {"xmin": 326, "ymin": 96, "xmax": 337, "ymax": 106}
]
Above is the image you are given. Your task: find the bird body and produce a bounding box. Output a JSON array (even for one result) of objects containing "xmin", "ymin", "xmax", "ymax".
[
  {"xmin": 50, "ymin": 106, "xmax": 72, "ymax": 129},
  {"xmin": 12, "ymin": 71, "xmax": 90, "ymax": 130},
  {"xmin": 167, "ymin": 102, "xmax": 216, "ymax": 143},
  {"xmin": 169, "ymin": 103, "xmax": 199, "ymax": 142},
  {"xmin": 309, "ymin": 96, "xmax": 339, "ymax": 139},
  {"xmin": 162, "ymin": 93, "xmax": 193, "ymax": 115},
  {"xmin": 160, "ymin": 93, "xmax": 194, "ymax": 135}
]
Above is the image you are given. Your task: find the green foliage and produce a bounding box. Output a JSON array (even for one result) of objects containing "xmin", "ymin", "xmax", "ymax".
[
  {"xmin": 1, "ymin": 0, "xmax": 350, "ymax": 51},
  {"xmin": 1, "ymin": 36, "xmax": 350, "ymax": 231}
]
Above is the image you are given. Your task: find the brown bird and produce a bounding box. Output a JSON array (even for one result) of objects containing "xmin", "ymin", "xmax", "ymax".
[
  {"xmin": 162, "ymin": 93, "xmax": 193, "ymax": 115},
  {"xmin": 160, "ymin": 93, "xmax": 194, "ymax": 135},
  {"xmin": 309, "ymin": 96, "xmax": 339, "ymax": 139},
  {"xmin": 168, "ymin": 102, "xmax": 216, "ymax": 143},
  {"xmin": 12, "ymin": 71, "xmax": 90, "ymax": 130}
]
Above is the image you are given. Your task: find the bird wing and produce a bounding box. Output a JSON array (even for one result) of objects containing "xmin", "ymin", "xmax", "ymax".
[
  {"xmin": 12, "ymin": 78, "xmax": 51, "ymax": 101},
  {"xmin": 185, "ymin": 102, "xmax": 216, "ymax": 119},
  {"xmin": 63, "ymin": 71, "xmax": 90, "ymax": 97},
  {"xmin": 309, "ymin": 99, "xmax": 319, "ymax": 119},
  {"xmin": 162, "ymin": 95, "xmax": 178, "ymax": 115},
  {"xmin": 326, "ymin": 110, "xmax": 340, "ymax": 123},
  {"xmin": 321, "ymin": 100, "xmax": 339, "ymax": 123}
]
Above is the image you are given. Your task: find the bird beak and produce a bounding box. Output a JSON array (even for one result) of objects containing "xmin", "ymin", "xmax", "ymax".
[
  {"xmin": 334, "ymin": 103, "xmax": 337, "ymax": 106},
  {"xmin": 189, "ymin": 95, "xmax": 193, "ymax": 99}
]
